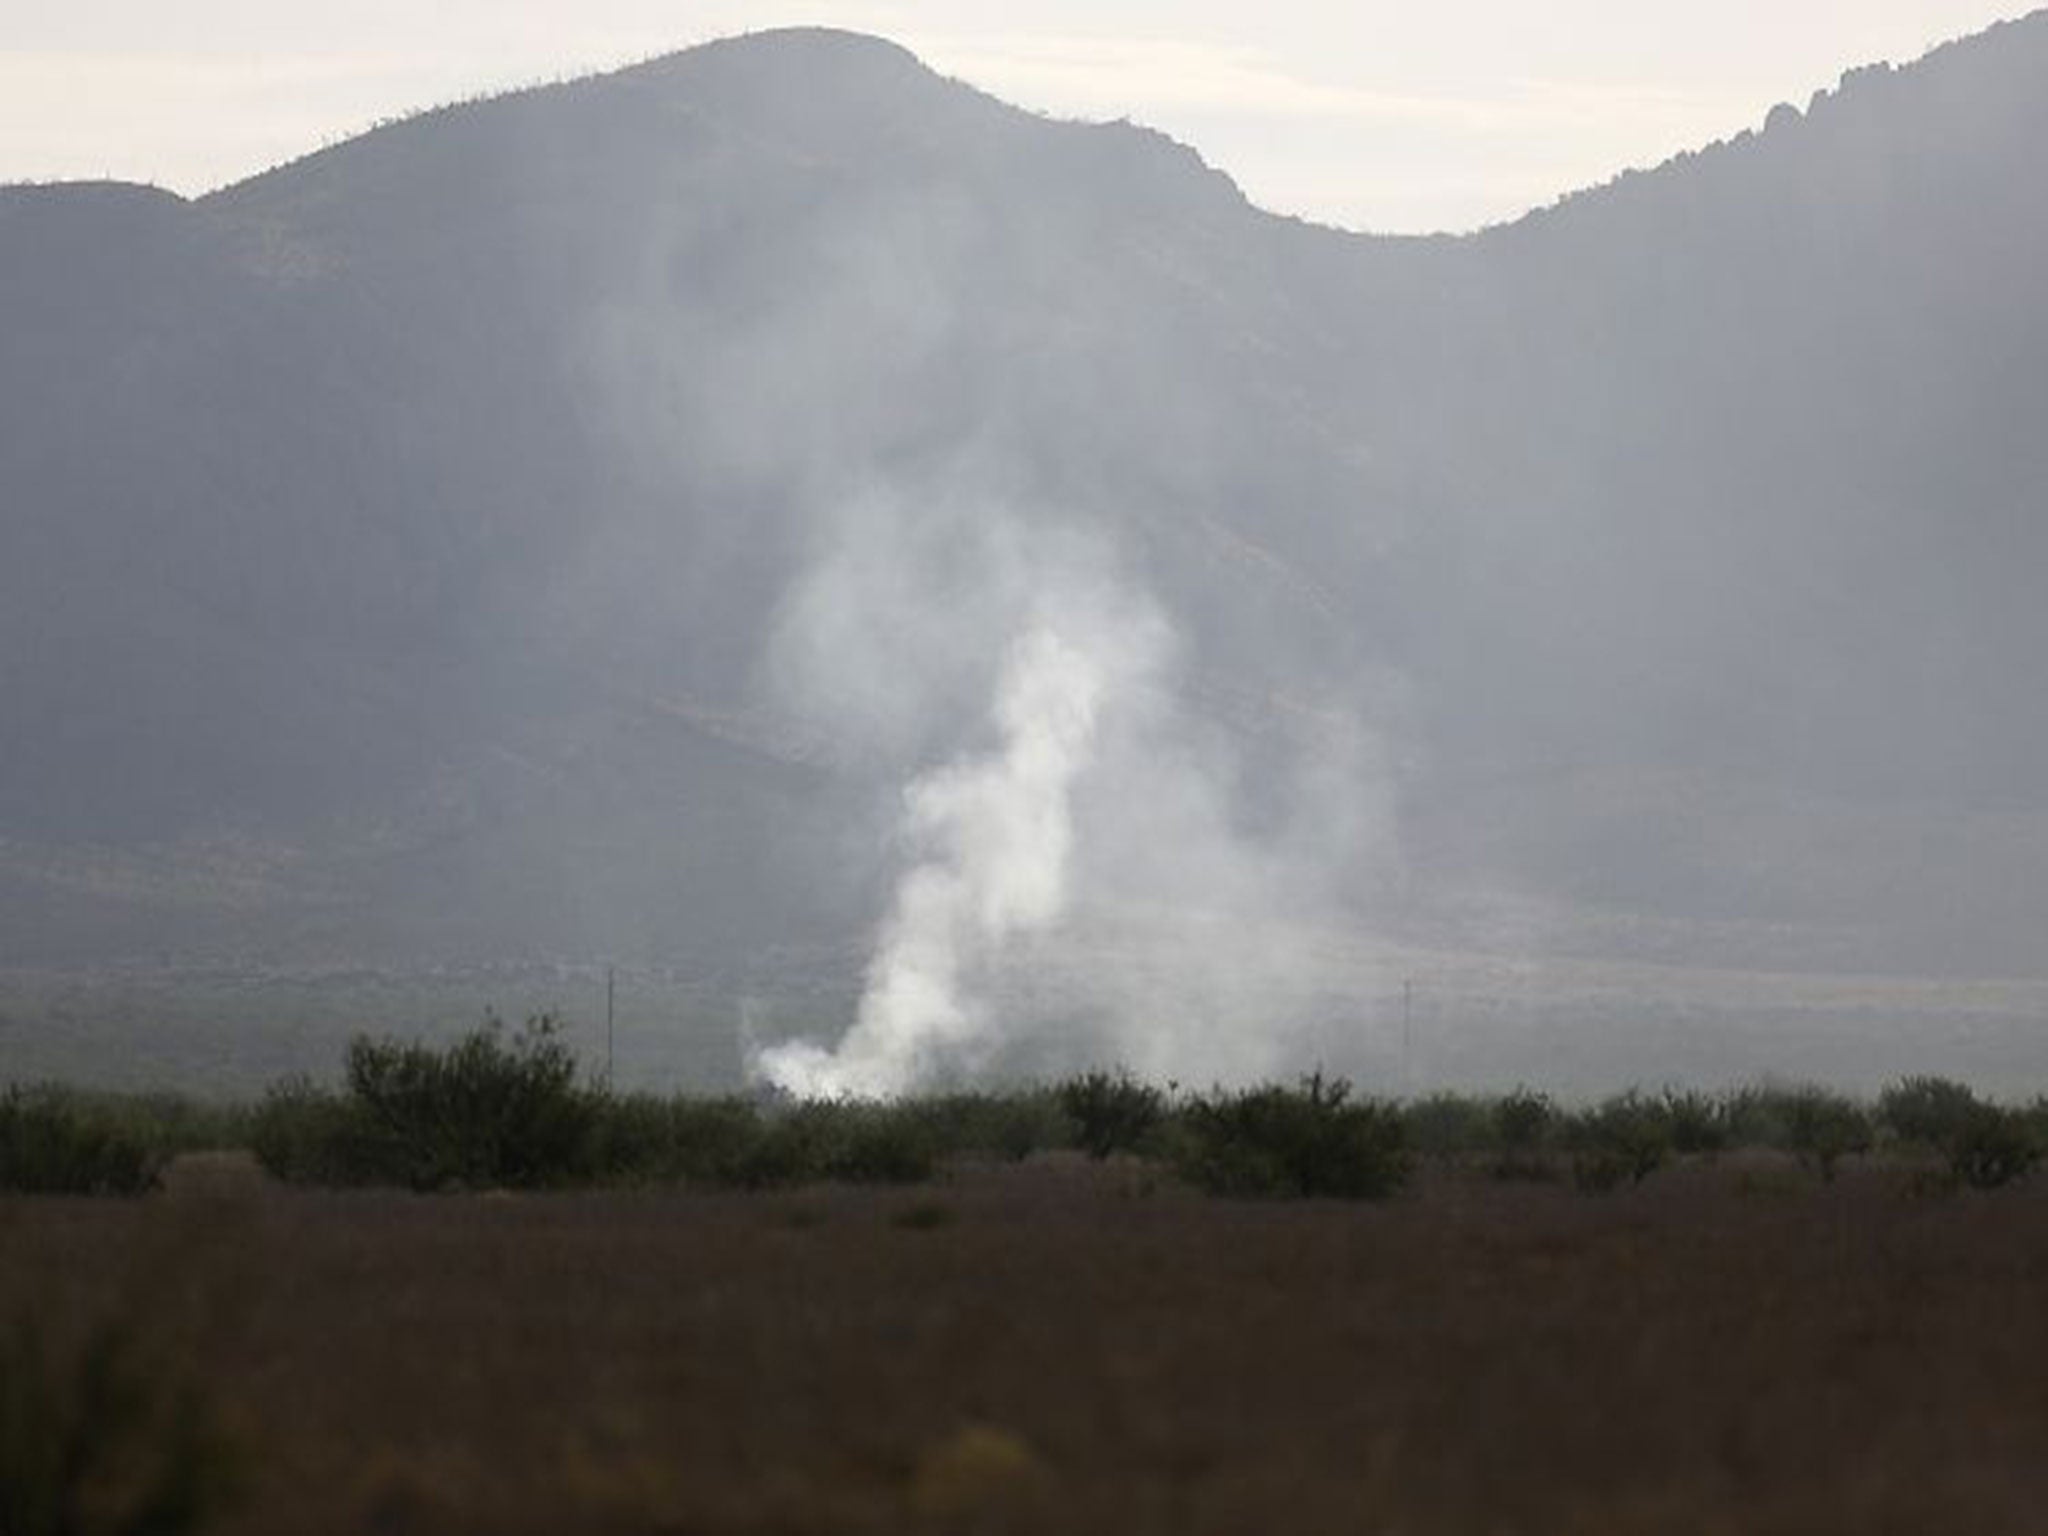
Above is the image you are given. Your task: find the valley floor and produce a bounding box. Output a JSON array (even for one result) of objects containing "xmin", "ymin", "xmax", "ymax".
[{"xmin": 7, "ymin": 1153, "xmax": 2047, "ymax": 1534}]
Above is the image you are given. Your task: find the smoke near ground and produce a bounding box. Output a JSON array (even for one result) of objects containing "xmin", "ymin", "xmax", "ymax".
[
  {"xmin": 747, "ymin": 492, "xmax": 1402, "ymax": 1097},
  {"xmin": 753, "ymin": 625, "xmax": 1118, "ymax": 1097}
]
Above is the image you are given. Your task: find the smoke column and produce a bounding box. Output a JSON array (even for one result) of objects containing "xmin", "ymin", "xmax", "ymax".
[{"xmin": 752, "ymin": 625, "xmax": 1111, "ymax": 1097}]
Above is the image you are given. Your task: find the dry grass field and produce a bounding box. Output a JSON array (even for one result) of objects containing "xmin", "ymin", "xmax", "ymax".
[{"xmin": 6, "ymin": 1152, "xmax": 2048, "ymax": 1534}]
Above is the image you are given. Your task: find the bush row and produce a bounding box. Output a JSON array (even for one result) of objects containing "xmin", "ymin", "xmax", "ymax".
[
  {"xmin": 248, "ymin": 1045, "xmax": 1420, "ymax": 1201},
  {"xmin": 0, "ymin": 1084, "xmax": 261, "ymax": 1195},
  {"xmin": 8, "ymin": 1027, "xmax": 2043, "ymax": 1199},
  {"xmin": 249, "ymin": 1019, "xmax": 1105, "ymax": 1191},
  {"xmin": 1403, "ymin": 1078, "xmax": 2045, "ymax": 1190},
  {"xmin": 0, "ymin": 1088, "xmax": 163, "ymax": 1195}
]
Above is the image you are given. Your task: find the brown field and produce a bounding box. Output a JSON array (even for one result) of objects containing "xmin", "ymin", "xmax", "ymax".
[{"xmin": 7, "ymin": 1152, "xmax": 2048, "ymax": 1534}]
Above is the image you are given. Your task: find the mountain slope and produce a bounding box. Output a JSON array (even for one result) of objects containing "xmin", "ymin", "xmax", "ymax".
[{"xmin": 4, "ymin": 18, "xmax": 2048, "ymax": 992}]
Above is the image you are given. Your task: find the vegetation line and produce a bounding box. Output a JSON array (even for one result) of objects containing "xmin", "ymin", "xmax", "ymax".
[{"xmin": 4, "ymin": 1019, "xmax": 2043, "ymax": 1199}]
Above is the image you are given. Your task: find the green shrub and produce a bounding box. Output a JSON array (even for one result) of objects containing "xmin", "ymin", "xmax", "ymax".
[
  {"xmin": 0, "ymin": 1311, "xmax": 239, "ymax": 1535},
  {"xmin": 723, "ymin": 1101, "xmax": 938, "ymax": 1189},
  {"xmin": 345, "ymin": 1014, "xmax": 600, "ymax": 1189},
  {"xmin": 1784, "ymin": 1088, "xmax": 1872, "ymax": 1182},
  {"xmin": 1878, "ymin": 1076, "xmax": 1981, "ymax": 1149},
  {"xmin": 1493, "ymin": 1088, "xmax": 1554, "ymax": 1152},
  {"xmin": 1718, "ymin": 1085, "xmax": 1802, "ymax": 1150},
  {"xmin": 1057, "ymin": 1070, "xmax": 1165, "ymax": 1160},
  {"xmin": 247, "ymin": 1076, "xmax": 386, "ymax": 1186},
  {"xmin": 1400, "ymin": 1092, "xmax": 1494, "ymax": 1158},
  {"xmin": 246, "ymin": 1075, "xmax": 390, "ymax": 1189},
  {"xmin": 1658, "ymin": 1089, "xmax": 1729, "ymax": 1155},
  {"xmin": 0, "ymin": 1089, "xmax": 157, "ymax": 1196},
  {"xmin": 576, "ymin": 1090, "xmax": 669, "ymax": 1179},
  {"xmin": 586, "ymin": 1094, "xmax": 762, "ymax": 1184},
  {"xmin": 723, "ymin": 1107, "xmax": 827, "ymax": 1189},
  {"xmin": 1486, "ymin": 1088, "xmax": 1557, "ymax": 1181},
  {"xmin": 3, "ymin": 1090, "xmax": 251, "ymax": 1166},
  {"xmin": 1175, "ymin": 1073, "xmax": 1409, "ymax": 1200},
  {"xmin": 907, "ymin": 1090, "xmax": 1075, "ymax": 1163},
  {"xmin": 1947, "ymin": 1106, "xmax": 2041, "ymax": 1190},
  {"xmin": 826, "ymin": 1104, "xmax": 939, "ymax": 1184},
  {"xmin": 589, "ymin": 1093, "xmax": 986, "ymax": 1187},
  {"xmin": 253, "ymin": 1016, "xmax": 602, "ymax": 1189},
  {"xmin": 1564, "ymin": 1093, "xmax": 1671, "ymax": 1193}
]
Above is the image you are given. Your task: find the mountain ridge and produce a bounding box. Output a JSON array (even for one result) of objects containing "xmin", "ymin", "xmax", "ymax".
[{"xmin": 6, "ymin": 12, "xmax": 2048, "ymax": 1021}]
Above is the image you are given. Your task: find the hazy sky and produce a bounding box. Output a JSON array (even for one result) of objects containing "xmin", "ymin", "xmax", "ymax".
[{"xmin": 1, "ymin": 1, "xmax": 2036, "ymax": 232}]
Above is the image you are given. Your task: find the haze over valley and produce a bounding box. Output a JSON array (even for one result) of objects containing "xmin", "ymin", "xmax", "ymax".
[{"xmin": 6, "ymin": 16, "xmax": 2048, "ymax": 1092}]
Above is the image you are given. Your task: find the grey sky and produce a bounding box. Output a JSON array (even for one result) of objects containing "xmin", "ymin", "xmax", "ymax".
[{"xmin": 1, "ymin": 1, "xmax": 2036, "ymax": 232}]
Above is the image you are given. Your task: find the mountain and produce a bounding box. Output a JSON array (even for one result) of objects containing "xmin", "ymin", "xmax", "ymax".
[{"xmin": 5, "ymin": 19, "xmax": 2048, "ymax": 1072}]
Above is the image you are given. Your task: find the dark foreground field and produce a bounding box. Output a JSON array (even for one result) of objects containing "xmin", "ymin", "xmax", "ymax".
[{"xmin": 7, "ymin": 1153, "xmax": 2048, "ymax": 1535}]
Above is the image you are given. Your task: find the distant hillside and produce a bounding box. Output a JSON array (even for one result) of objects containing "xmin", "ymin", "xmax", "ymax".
[{"xmin": 5, "ymin": 16, "xmax": 2048, "ymax": 998}]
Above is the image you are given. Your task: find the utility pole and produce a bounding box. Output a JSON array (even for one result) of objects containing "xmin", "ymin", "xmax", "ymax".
[
  {"xmin": 1402, "ymin": 977, "xmax": 1414, "ymax": 1093},
  {"xmin": 606, "ymin": 965, "xmax": 616, "ymax": 1089}
]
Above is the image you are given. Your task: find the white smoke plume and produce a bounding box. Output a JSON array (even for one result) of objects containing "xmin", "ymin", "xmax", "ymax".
[
  {"xmin": 741, "ymin": 487, "xmax": 1404, "ymax": 1099},
  {"xmin": 753, "ymin": 623, "xmax": 1142, "ymax": 1097},
  {"xmin": 576, "ymin": 178, "xmax": 1412, "ymax": 1100}
]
